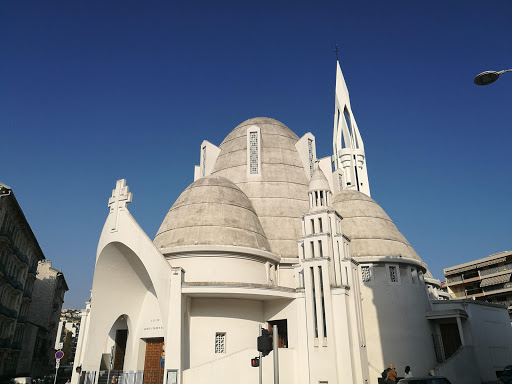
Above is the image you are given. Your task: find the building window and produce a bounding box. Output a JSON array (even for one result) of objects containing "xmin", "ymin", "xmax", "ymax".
[
  {"xmin": 215, "ymin": 332, "xmax": 226, "ymax": 353},
  {"xmin": 411, "ymin": 268, "xmax": 417, "ymax": 285},
  {"xmin": 201, "ymin": 146, "xmax": 206, "ymax": 177},
  {"xmin": 249, "ymin": 131, "xmax": 259, "ymax": 174},
  {"xmin": 388, "ymin": 265, "xmax": 400, "ymax": 284},
  {"xmin": 308, "ymin": 139, "xmax": 314, "ymax": 177},
  {"xmin": 361, "ymin": 266, "xmax": 371, "ymax": 283}
]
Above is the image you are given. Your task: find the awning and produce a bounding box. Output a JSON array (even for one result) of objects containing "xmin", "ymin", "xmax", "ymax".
[
  {"xmin": 480, "ymin": 273, "xmax": 511, "ymax": 288},
  {"xmin": 445, "ymin": 265, "xmax": 477, "ymax": 276},
  {"xmin": 445, "ymin": 257, "xmax": 507, "ymax": 276}
]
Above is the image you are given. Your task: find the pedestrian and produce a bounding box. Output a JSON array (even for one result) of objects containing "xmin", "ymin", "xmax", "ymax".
[
  {"xmin": 404, "ymin": 365, "xmax": 413, "ymax": 378},
  {"xmin": 385, "ymin": 364, "xmax": 397, "ymax": 384},
  {"xmin": 111, "ymin": 376, "xmax": 117, "ymax": 384}
]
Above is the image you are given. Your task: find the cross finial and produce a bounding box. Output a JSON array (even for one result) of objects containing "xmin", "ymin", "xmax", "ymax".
[
  {"xmin": 334, "ymin": 42, "xmax": 339, "ymax": 61},
  {"xmin": 108, "ymin": 179, "xmax": 132, "ymax": 231}
]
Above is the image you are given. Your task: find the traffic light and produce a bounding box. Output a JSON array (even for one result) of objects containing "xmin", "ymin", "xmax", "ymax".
[
  {"xmin": 251, "ymin": 357, "xmax": 260, "ymax": 367},
  {"xmin": 257, "ymin": 328, "xmax": 273, "ymax": 357}
]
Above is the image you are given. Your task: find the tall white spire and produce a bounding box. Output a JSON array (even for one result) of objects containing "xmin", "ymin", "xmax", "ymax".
[{"xmin": 332, "ymin": 60, "xmax": 371, "ymax": 197}]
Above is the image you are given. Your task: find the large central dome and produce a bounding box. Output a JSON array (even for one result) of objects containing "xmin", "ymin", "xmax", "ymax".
[{"xmin": 211, "ymin": 117, "xmax": 309, "ymax": 258}]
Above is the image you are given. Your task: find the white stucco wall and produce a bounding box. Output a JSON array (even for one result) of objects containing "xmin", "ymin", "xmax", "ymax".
[
  {"xmin": 360, "ymin": 262, "xmax": 437, "ymax": 382},
  {"xmin": 187, "ymin": 298, "xmax": 263, "ymax": 368},
  {"xmin": 167, "ymin": 255, "xmax": 269, "ymax": 285}
]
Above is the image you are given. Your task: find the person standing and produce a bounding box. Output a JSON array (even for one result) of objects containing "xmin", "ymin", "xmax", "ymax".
[
  {"xmin": 405, "ymin": 366, "xmax": 413, "ymax": 378},
  {"xmin": 386, "ymin": 364, "xmax": 397, "ymax": 383}
]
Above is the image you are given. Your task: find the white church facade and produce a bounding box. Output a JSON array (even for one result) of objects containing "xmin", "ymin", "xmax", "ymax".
[{"xmin": 73, "ymin": 62, "xmax": 512, "ymax": 384}]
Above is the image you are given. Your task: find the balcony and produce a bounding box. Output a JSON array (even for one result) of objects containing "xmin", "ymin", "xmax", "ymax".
[
  {"xmin": 5, "ymin": 274, "xmax": 24, "ymax": 291},
  {"xmin": 13, "ymin": 247, "xmax": 29, "ymax": 265},
  {"xmin": 0, "ymin": 337, "xmax": 11, "ymax": 348},
  {"xmin": 0, "ymin": 304, "xmax": 18, "ymax": 319},
  {"xmin": 23, "ymin": 288, "xmax": 32, "ymax": 300}
]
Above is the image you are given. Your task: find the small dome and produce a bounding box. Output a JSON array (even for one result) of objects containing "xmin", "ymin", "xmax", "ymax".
[
  {"xmin": 309, "ymin": 167, "xmax": 331, "ymax": 193},
  {"xmin": 332, "ymin": 190, "xmax": 428, "ymax": 269},
  {"xmin": 154, "ymin": 176, "xmax": 270, "ymax": 251}
]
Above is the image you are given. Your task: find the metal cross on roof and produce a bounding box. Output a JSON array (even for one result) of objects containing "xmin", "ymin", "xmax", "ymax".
[{"xmin": 108, "ymin": 179, "xmax": 132, "ymax": 231}]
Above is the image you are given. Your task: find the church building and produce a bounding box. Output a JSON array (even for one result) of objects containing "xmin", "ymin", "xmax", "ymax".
[{"xmin": 72, "ymin": 61, "xmax": 512, "ymax": 384}]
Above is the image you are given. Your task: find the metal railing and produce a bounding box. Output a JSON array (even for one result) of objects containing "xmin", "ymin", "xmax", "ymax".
[
  {"xmin": 98, "ymin": 370, "xmax": 144, "ymax": 384},
  {"xmin": 446, "ymin": 275, "xmax": 463, "ymax": 284},
  {"xmin": 481, "ymin": 263, "xmax": 512, "ymax": 276}
]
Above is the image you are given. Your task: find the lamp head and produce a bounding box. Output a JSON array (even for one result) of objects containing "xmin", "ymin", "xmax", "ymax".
[{"xmin": 474, "ymin": 71, "xmax": 500, "ymax": 86}]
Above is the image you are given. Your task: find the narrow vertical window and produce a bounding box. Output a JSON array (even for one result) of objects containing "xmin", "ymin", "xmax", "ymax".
[
  {"xmin": 310, "ymin": 267, "xmax": 318, "ymax": 338},
  {"xmin": 318, "ymin": 218, "xmax": 323, "ymax": 233},
  {"xmin": 308, "ymin": 139, "xmax": 314, "ymax": 177},
  {"xmin": 319, "ymin": 266, "xmax": 327, "ymax": 338},
  {"xmin": 215, "ymin": 332, "xmax": 226, "ymax": 353},
  {"xmin": 310, "ymin": 241, "xmax": 315, "ymax": 258},
  {"xmin": 361, "ymin": 266, "xmax": 371, "ymax": 283},
  {"xmin": 318, "ymin": 240, "xmax": 323, "ymax": 258},
  {"xmin": 249, "ymin": 131, "xmax": 259, "ymax": 174},
  {"xmin": 338, "ymin": 174, "xmax": 343, "ymax": 190},
  {"xmin": 389, "ymin": 266, "xmax": 398, "ymax": 283},
  {"xmin": 310, "ymin": 219, "xmax": 315, "ymax": 234},
  {"xmin": 201, "ymin": 146, "xmax": 207, "ymax": 177}
]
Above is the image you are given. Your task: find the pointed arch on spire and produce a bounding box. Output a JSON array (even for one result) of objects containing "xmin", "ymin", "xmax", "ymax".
[{"xmin": 332, "ymin": 60, "xmax": 371, "ymax": 197}]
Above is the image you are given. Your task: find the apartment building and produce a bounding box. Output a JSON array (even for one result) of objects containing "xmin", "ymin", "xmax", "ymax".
[
  {"xmin": 0, "ymin": 183, "xmax": 45, "ymax": 379},
  {"xmin": 444, "ymin": 250, "xmax": 512, "ymax": 315}
]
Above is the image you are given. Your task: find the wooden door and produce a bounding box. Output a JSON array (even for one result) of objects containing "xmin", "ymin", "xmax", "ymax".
[
  {"xmin": 143, "ymin": 338, "xmax": 164, "ymax": 384},
  {"xmin": 113, "ymin": 329, "xmax": 128, "ymax": 370}
]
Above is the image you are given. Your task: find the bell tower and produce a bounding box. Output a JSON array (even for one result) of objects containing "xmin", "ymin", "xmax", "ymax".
[{"xmin": 332, "ymin": 60, "xmax": 371, "ymax": 197}]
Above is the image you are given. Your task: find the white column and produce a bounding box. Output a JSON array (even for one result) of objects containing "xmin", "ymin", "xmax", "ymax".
[
  {"xmin": 71, "ymin": 304, "xmax": 91, "ymax": 384},
  {"xmin": 164, "ymin": 267, "xmax": 183, "ymax": 384}
]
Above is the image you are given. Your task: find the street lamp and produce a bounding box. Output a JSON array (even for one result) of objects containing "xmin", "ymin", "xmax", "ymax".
[{"xmin": 474, "ymin": 69, "xmax": 512, "ymax": 85}]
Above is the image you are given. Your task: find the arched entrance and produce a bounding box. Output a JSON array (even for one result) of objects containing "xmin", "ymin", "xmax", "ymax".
[{"xmin": 110, "ymin": 316, "xmax": 129, "ymax": 370}]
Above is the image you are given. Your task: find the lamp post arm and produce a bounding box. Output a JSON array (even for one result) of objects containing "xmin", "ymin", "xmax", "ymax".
[{"xmin": 497, "ymin": 69, "xmax": 512, "ymax": 75}]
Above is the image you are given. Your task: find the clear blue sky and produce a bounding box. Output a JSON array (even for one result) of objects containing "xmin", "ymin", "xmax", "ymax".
[{"xmin": 1, "ymin": 1, "xmax": 511, "ymax": 309}]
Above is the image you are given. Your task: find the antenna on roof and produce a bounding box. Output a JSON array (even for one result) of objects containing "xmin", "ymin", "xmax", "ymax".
[{"xmin": 334, "ymin": 42, "xmax": 339, "ymax": 61}]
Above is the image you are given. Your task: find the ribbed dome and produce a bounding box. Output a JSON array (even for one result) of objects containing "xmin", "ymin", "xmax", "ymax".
[
  {"xmin": 332, "ymin": 190, "xmax": 426, "ymax": 266},
  {"xmin": 211, "ymin": 117, "xmax": 309, "ymax": 258},
  {"xmin": 309, "ymin": 167, "xmax": 331, "ymax": 193},
  {"xmin": 154, "ymin": 176, "xmax": 270, "ymax": 251}
]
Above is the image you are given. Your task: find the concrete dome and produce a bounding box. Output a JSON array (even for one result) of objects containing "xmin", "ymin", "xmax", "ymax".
[
  {"xmin": 332, "ymin": 190, "xmax": 426, "ymax": 264},
  {"xmin": 309, "ymin": 167, "xmax": 331, "ymax": 193},
  {"xmin": 211, "ymin": 117, "xmax": 309, "ymax": 258},
  {"xmin": 154, "ymin": 176, "xmax": 270, "ymax": 251}
]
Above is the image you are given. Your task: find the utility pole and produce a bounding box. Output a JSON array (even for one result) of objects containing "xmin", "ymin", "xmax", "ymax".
[
  {"xmin": 259, "ymin": 326, "xmax": 263, "ymax": 384},
  {"xmin": 273, "ymin": 324, "xmax": 279, "ymax": 384}
]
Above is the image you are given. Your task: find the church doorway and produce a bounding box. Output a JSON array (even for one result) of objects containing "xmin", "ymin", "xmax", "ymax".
[
  {"xmin": 112, "ymin": 329, "xmax": 128, "ymax": 370},
  {"xmin": 143, "ymin": 338, "xmax": 164, "ymax": 384}
]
